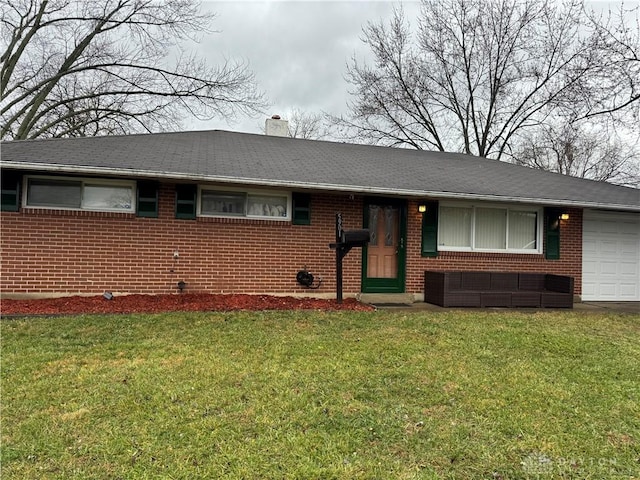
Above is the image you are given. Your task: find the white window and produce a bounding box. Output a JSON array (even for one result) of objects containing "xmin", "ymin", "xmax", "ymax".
[
  {"xmin": 475, "ymin": 207, "xmax": 507, "ymax": 249},
  {"xmin": 201, "ymin": 190, "xmax": 246, "ymax": 216},
  {"xmin": 439, "ymin": 206, "xmax": 472, "ymax": 247},
  {"xmin": 508, "ymin": 210, "xmax": 539, "ymax": 250},
  {"xmin": 25, "ymin": 176, "xmax": 134, "ymax": 212},
  {"xmin": 247, "ymin": 194, "xmax": 288, "ymax": 218},
  {"xmin": 438, "ymin": 202, "xmax": 541, "ymax": 253},
  {"xmin": 199, "ymin": 186, "xmax": 290, "ymax": 220}
]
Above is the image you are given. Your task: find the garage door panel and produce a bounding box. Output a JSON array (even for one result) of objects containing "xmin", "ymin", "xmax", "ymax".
[
  {"xmin": 598, "ymin": 284, "xmax": 618, "ymax": 297},
  {"xmin": 620, "ymin": 283, "xmax": 638, "ymax": 298},
  {"xmin": 619, "ymin": 222, "xmax": 639, "ymax": 235},
  {"xmin": 620, "ymin": 262, "xmax": 638, "ymax": 275},
  {"xmin": 582, "ymin": 211, "xmax": 639, "ymax": 301},
  {"xmin": 599, "ymin": 261, "xmax": 619, "ymax": 275},
  {"xmin": 583, "ymin": 263, "xmax": 597, "ymax": 276},
  {"xmin": 600, "ymin": 240, "xmax": 619, "ymax": 255},
  {"xmin": 621, "ymin": 242, "xmax": 638, "ymax": 255}
]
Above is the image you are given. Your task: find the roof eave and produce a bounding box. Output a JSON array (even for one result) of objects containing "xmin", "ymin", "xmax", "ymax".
[{"xmin": 2, "ymin": 161, "xmax": 638, "ymax": 213}]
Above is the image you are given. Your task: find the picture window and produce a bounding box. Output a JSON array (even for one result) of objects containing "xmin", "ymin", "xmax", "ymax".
[
  {"xmin": 199, "ymin": 187, "xmax": 290, "ymax": 220},
  {"xmin": 437, "ymin": 203, "xmax": 541, "ymax": 253},
  {"xmin": 25, "ymin": 176, "xmax": 134, "ymax": 213}
]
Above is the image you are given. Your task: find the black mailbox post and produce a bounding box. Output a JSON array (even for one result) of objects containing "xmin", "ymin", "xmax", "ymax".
[{"xmin": 329, "ymin": 213, "xmax": 370, "ymax": 303}]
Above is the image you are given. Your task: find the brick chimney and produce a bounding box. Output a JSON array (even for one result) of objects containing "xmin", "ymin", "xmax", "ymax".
[{"xmin": 265, "ymin": 114, "xmax": 289, "ymax": 137}]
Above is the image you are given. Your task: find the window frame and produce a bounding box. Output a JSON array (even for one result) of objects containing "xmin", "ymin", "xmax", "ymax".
[
  {"xmin": 23, "ymin": 175, "xmax": 136, "ymax": 213},
  {"xmin": 437, "ymin": 201, "xmax": 543, "ymax": 254},
  {"xmin": 197, "ymin": 185, "xmax": 291, "ymax": 221}
]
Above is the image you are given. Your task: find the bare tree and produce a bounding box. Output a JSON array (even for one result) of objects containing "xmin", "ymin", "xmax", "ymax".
[
  {"xmin": 286, "ymin": 108, "xmax": 331, "ymax": 140},
  {"xmin": 575, "ymin": 3, "xmax": 640, "ymax": 123},
  {"xmin": 1, "ymin": 0, "xmax": 266, "ymax": 140},
  {"xmin": 512, "ymin": 3, "xmax": 640, "ymax": 184},
  {"xmin": 340, "ymin": 0, "xmax": 639, "ymax": 167},
  {"xmin": 514, "ymin": 122, "xmax": 639, "ymax": 186}
]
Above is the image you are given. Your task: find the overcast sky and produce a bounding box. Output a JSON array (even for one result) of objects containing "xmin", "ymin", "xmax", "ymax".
[{"xmin": 188, "ymin": 1, "xmax": 421, "ymax": 134}]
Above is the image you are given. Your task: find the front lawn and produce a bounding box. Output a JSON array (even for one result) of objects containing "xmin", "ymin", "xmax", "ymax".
[{"xmin": 2, "ymin": 310, "xmax": 638, "ymax": 479}]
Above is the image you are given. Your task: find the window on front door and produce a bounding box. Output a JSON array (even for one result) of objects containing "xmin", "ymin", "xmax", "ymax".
[{"xmin": 367, "ymin": 205, "xmax": 400, "ymax": 278}]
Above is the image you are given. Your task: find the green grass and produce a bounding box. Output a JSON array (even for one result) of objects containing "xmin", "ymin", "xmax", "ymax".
[{"xmin": 2, "ymin": 310, "xmax": 639, "ymax": 479}]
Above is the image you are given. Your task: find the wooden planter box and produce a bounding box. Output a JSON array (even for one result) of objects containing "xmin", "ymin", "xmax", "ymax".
[{"xmin": 424, "ymin": 271, "xmax": 574, "ymax": 308}]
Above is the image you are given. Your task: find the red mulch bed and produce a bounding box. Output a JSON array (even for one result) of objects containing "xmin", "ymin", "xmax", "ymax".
[{"xmin": 1, "ymin": 293, "xmax": 374, "ymax": 316}]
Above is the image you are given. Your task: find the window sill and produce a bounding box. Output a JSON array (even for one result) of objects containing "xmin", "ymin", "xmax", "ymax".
[
  {"xmin": 22, "ymin": 207, "xmax": 136, "ymax": 218},
  {"xmin": 438, "ymin": 248, "xmax": 541, "ymax": 255},
  {"xmin": 435, "ymin": 250, "xmax": 546, "ymax": 259},
  {"xmin": 195, "ymin": 215, "xmax": 292, "ymax": 226}
]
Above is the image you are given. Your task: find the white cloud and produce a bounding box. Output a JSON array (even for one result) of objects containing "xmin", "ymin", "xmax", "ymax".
[{"xmin": 188, "ymin": 1, "xmax": 420, "ymax": 133}]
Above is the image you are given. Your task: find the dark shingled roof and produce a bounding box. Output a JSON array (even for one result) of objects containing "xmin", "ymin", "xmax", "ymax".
[{"xmin": 1, "ymin": 129, "xmax": 638, "ymax": 211}]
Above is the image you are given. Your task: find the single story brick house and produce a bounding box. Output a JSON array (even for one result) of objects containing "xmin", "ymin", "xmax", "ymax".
[{"xmin": 1, "ymin": 127, "xmax": 638, "ymax": 302}]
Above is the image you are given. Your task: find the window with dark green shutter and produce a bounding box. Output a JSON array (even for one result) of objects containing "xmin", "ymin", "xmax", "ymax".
[
  {"xmin": 137, "ymin": 181, "xmax": 159, "ymax": 218},
  {"xmin": 1, "ymin": 171, "xmax": 21, "ymax": 212},
  {"xmin": 544, "ymin": 208, "xmax": 561, "ymax": 260},
  {"xmin": 292, "ymin": 192, "xmax": 311, "ymax": 225},
  {"xmin": 421, "ymin": 201, "xmax": 439, "ymax": 257},
  {"xmin": 175, "ymin": 184, "xmax": 197, "ymax": 219}
]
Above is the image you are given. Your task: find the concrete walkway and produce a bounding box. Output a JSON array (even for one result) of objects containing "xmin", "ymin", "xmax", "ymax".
[
  {"xmin": 368, "ymin": 300, "xmax": 640, "ymax": 315},
  {"xmin": 573, "ymin": 302, "xmax": 640, "ymax": 314}
]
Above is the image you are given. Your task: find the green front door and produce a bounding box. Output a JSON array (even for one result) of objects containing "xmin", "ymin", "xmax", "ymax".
[{"xmin": 361, "ymin": 198, "xmax": 407, "ymax": 293}]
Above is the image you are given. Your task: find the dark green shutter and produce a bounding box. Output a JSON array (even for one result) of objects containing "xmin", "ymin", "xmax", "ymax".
[
  {"xmin": 1, "ymin": 170, "xmax": 21, "ymax": 212},
  {"xmin": 421, "ymin": 201, "xmax": 439, "ymax": 257},
  {"xmin": 292, "ymin": 192, "xmax": 311, "ymax": 225},
  {"xmin": 545, "ymin": 208, "xmax": 560, "ymax": 260},
  {"xmin": 137, "ymin": 181, "xmax": 159, "ymax": 218},
  {"xmin": 175, "ymin": 184, "xmax": 197, "ymax": 219}
]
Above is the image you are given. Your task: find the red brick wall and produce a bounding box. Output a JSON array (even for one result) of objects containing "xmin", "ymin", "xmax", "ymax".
[
  {"xmin": 1, "ymin": 184, "xmax": 364, "ymax": 296},
  {"xmin": 1, "ymin": 183, "xmax": 583, "ymax": 297}
]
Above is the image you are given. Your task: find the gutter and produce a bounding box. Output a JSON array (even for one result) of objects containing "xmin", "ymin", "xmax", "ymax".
[{"xmin": 2, "ymin": 161, "xmax": 639, "ymax": 213}]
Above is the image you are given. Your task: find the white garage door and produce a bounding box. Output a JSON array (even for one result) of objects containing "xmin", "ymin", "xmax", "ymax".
[{"xmin": 582, "ymin": 210, "xmax": 640, "ymax": 301}]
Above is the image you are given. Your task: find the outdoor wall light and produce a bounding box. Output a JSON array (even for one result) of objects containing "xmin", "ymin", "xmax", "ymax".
[
  {"xmin": 560, "ymin": 213, "xmax": 570, "ymax": 221},
  {"xmin": 418, "ymin": 204, "xmax": 427, "ymax": 213}
]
